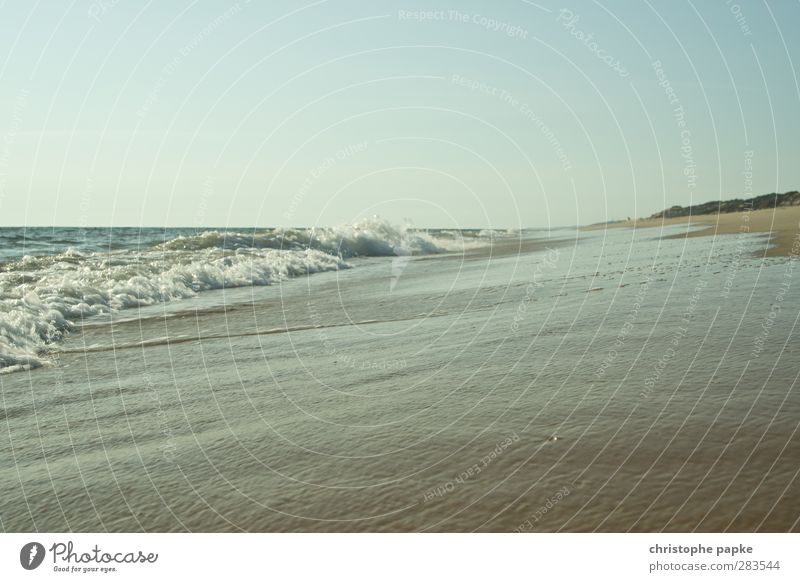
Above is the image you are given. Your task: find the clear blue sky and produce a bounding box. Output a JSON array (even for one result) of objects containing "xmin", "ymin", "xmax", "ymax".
[{"xmin": 0, "ymin": 0, "xmax": 798, "ymax": 229}]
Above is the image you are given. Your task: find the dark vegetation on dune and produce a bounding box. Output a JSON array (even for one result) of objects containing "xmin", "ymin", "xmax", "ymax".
[{"xmin": 649, "ymin": 190, "xmax": 800, "ymax": 219}]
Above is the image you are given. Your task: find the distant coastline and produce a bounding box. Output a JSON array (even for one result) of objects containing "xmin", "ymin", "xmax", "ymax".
[
  {"xmin": 648, "ymin": 190, "xmax": 800, "ymax": 219},
  {"xmin": 585, "ymin": 191, "xmax": 800, "ymax": 257}
]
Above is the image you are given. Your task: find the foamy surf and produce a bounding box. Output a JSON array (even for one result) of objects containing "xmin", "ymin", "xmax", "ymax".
[
  {"xmin": 156, "ymin": 217, "xmax": 470, "ymax": 256},
  {"xmin": 0, "ymin": 218, "xmax": 492, "ymax": 372}
]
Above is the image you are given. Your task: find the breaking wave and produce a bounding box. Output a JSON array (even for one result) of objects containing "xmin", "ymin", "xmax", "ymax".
[
  {"xmin": 156, "ymin": 218, "xmax": 463, "ymax": 256},
  {"xmin": 0, "ymin": 218, "xmax": 489, "ymax": 372}
]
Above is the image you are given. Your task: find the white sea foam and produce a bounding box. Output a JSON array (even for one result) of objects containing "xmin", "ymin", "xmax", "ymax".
[
  {"xmin": 0, "ymin": 247, "xmax": 346, "ymax": 371},
  {"xmin": 0, "ymin": 218, "xmax": 493, "ymax": 371},
  {"xmin": 157, "ymin": 217, "xmax": 467, "ymax": 256}
]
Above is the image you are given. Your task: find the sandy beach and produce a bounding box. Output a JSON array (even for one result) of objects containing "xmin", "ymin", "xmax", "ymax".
[
  {"xmin": 2, "ymin": 225, "xmax": 798, "ymax": 532},
  {"xmin": 585, "ymin": 206, "xmax": 800, "ymax": 257}
]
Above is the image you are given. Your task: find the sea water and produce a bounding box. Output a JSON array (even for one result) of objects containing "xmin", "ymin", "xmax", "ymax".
[{"xmin": 1, "ymin": 221, "xmax": 798, "ymax": 531}]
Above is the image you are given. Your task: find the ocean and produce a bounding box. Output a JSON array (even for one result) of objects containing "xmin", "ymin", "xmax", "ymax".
[{"xmin": 1, "ymin": 221, "xmax": 798, "ymax": 531}]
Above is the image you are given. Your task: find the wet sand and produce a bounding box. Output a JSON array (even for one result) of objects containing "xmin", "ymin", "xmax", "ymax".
[
  {"xmin": 1, "ymin": 227, "xmax": 799, "ymax": 532},
  {"xmin": 585, "ymin": 206, "xmax": 800, "ymax": 257}
]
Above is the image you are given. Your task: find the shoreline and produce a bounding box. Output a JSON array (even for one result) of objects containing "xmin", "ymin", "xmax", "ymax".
[
  {"xmin": 583, "ymin": 206, "xmax": 800, "ymax": 257},
  {"xmin": 2, "ymin": 221, "xmax": 798, "ymax": 532}
]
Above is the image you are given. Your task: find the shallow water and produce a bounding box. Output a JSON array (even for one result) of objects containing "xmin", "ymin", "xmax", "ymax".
[
  {"xmin": 0, "ymin": 221, "xmax": 485, "ymax": 372},
  {"xmin": 1, "ymin": 224, "xmax": 798, "ymax": 531}
]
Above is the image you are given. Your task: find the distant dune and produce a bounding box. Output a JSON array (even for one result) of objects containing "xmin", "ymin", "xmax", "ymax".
[
  {"xmin": 648, "ymin": 190, "xmax": 800, "ymax": 219},
  {"xmin": 585, "ymin": 191, "xmax": 800, "ymax": 257}
]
